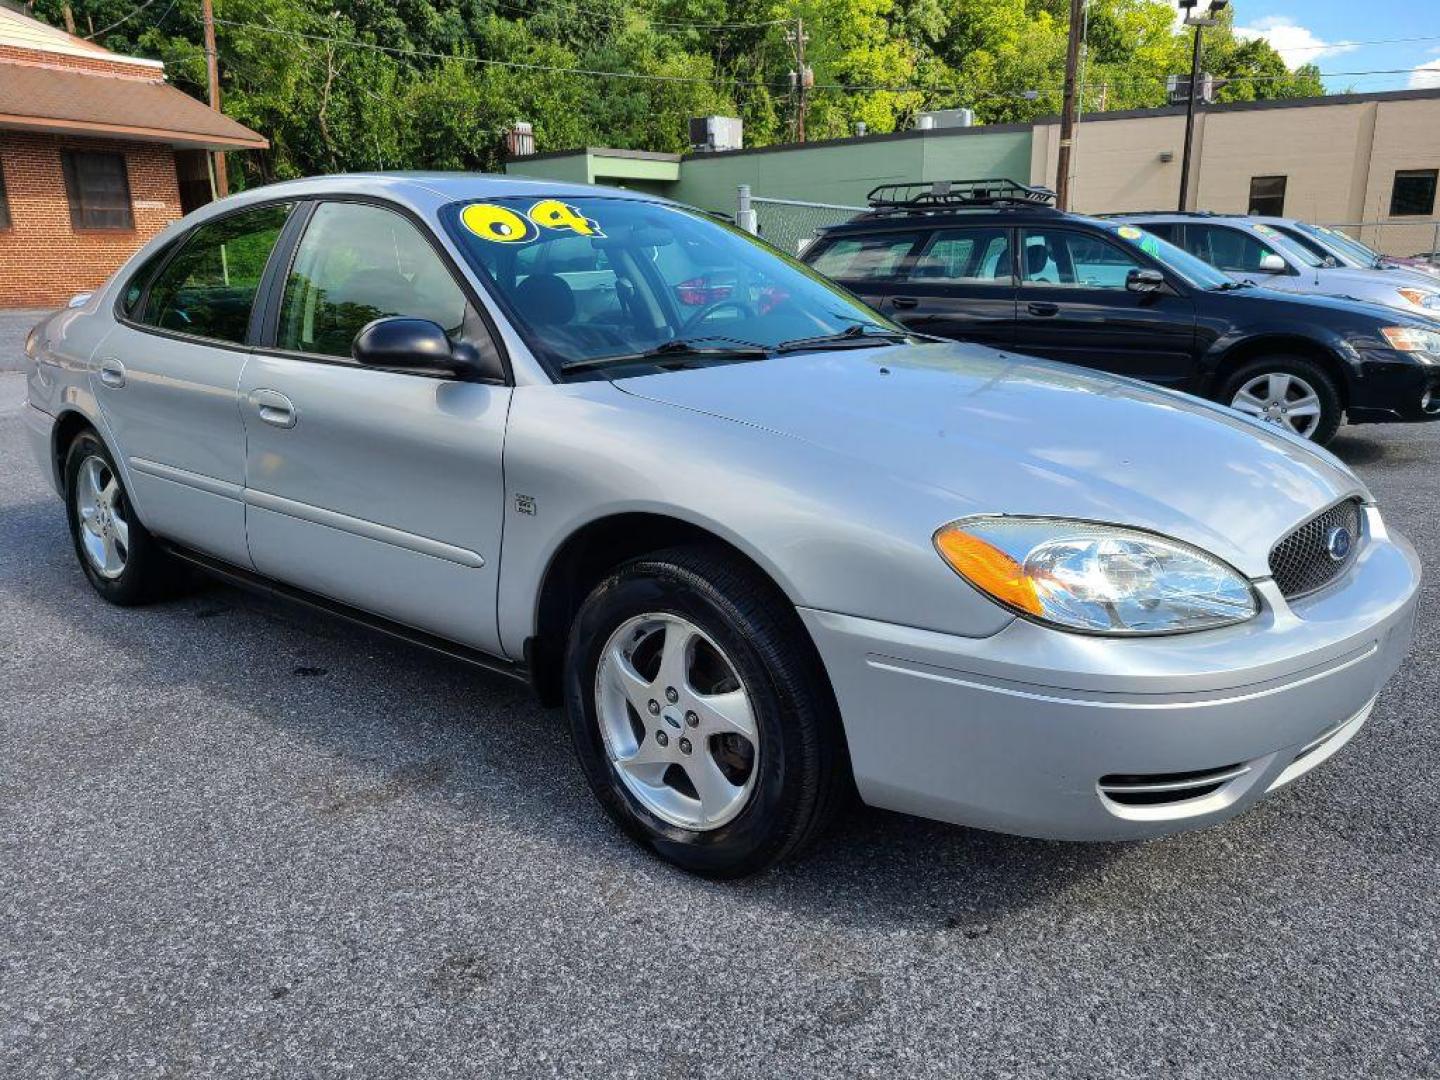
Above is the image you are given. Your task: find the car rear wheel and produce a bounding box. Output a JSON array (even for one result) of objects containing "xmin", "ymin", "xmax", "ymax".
[
  {"xmin": 64, "ymin": 431, "xmax": 175, "ymax": 605},
  {"xmin": 1220, "ymin": 357, "xmax": 1341, "ymax": 444},
  {"xmin": 564, "ymin": 545, "xmax": 848, "ymax": 877}
]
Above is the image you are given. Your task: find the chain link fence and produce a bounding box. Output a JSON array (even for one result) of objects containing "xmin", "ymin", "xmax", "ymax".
[
  {"xmin": 736, "ymin": 187, "xmax": 866, "ymax": 256},
  {"xmin": 1321, "ymin": 220, "xmax": 1440, "ymax": 263}
]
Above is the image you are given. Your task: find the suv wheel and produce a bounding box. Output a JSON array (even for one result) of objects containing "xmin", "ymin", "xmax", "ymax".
[
  {"xmin": 64, "ymin": 431, "xmax": 175, "ymax": 605},
  {"xmin": 564, "ymin": 545, "xmax": 848, "ymax": 877},
  {"xmin": 1219, "ymin": 357, "xmax": 1341, "ymax": 444}
]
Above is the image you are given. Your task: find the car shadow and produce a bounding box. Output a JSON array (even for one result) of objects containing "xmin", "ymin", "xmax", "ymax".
[{"xmin": 3, "ymin": 494, "xmax": 1128, "ymax": 931}]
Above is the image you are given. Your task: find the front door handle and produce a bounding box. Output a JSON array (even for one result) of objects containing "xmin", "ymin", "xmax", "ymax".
[
  {"xmin": 1027, "ymin": 302, "xmax": 1060, "ymax": 317},
  {"xmin": 891, "ymin": 296, "xmax": 920, "ymax": 310},
  {"xmin": 249, "ymin": 388, "xmax": 297, "ymax": 429},
  {"xmin": 98, "ymin": 357, "xmax": 126, "ymax": 388}
]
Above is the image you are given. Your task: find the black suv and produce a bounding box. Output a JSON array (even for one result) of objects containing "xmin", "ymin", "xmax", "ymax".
[{"xmin": 801, "ymin": 179, "xmax": 1440, "ymax": 444}]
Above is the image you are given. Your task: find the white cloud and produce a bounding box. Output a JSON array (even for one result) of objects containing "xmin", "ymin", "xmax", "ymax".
[
  {"xmin": 1232, "ymin": 16, "xmax": 1359, "ymax": 71},
  {"xmin": 1411, "ymin": 56, "xmax": 1440, "ymax": 90}
]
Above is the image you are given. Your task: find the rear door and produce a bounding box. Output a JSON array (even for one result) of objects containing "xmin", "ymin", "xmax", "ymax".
[
  {"xmin": 238, "ymin": 198, "xmax": 512, "ymax": 655},
  {"xmin": 883, "ymin": 226, "xmax": 1016, "ymax": 347},
  {"xmin": 1014, "ymin": 226, "xmax": 1198, "ymax": 387},
  {"xmin": 804, "ymin": 231, "xmax": 925, "ymax": 310},
  {"xmin": 93, "ymin": 202, "xmax": 294, "ymax": 567}
]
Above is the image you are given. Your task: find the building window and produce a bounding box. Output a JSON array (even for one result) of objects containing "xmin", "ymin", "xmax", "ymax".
[
  {"xmin": 0, "ymin": 157, "xmax": 11, "ymax": 228},
  {"xmin": 1390, "ymin": 170, "xmax": 1438, "ymax": 217},
  {"xmin": 61, "ymin": 151, "xmax": 134, "ymax": 230},
  {"xmin": 1248, "ymin": 176, "xmax": 1287, "ymax": 217}
]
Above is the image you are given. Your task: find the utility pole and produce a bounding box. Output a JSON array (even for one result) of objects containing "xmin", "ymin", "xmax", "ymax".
[
  {"xmin": 786, "ymin": 19, "xmax": 812, "ymax": 143},
  {"xmin": 201, "ymin": 0, "xmax": 229, "ymax": 197},
  {"xmin": 1176, "ymin": 0, "xmax": 1227, "ymax": 210},
  {"xmin": 1054, "ymin": 0, "xmax": 1085, "ymax": 210}
]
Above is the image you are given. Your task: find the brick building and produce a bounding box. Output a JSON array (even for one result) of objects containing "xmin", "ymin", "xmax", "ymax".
[{"xmin": 0, "ymin": 4, "xmax": 266, "ymax": 307}]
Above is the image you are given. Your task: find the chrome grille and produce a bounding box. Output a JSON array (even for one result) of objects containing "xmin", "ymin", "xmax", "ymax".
[{"xmin": 1269, "ymin": 499, "xmax": 1362, "ymax": 599}]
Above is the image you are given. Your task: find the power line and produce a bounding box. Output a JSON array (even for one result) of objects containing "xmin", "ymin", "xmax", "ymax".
[
  {"xmin": 84, "ymin": 0, "xmax": 159, "ymax": 39},
  {"xmin": 208, "ymin": 19, "xmax": 1436, "ymax": 100}
]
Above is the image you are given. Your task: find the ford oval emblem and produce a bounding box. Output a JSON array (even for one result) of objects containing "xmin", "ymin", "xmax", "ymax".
[{"xmin": 1325, "ymin": 525, "xmax": 1353, "ymax": 563}]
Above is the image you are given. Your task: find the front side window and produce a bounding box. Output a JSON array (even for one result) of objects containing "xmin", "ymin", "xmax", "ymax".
[
  {"xmin": 61, "ymin": 151, "xmax": 134, "ymax": 231},
  {"xmin": 445, "ymin": 196, "xmax": 897, "ymax": 375},
  {"xmin": 1184, "ymin": 224, "xmax": 1294, "ymax": 274},
  {"xmin": 910, "ymin": 228, "xmax": 1012, "ymax": 284},
  {"xmin": 805, "ymin": 233, "xmax": 922, "ymax": 281},
  {"xmin": 1019, "ymin": 228, "xmax": 1144, "ymax": 289},
  {"xmin": 1248, "ymin": 176, "xmax": 1287, "ymax": 217},
  {"xmin": 1391, "ymin": 169, "xmax": 1438, "ymax": 217},
  {"xmin": 139, "ymin": 203, "xmax": 291, "ymax": 343},
  {"xmin": 278, "ymin": 201, "xmax": 471, "ymax": 358}
]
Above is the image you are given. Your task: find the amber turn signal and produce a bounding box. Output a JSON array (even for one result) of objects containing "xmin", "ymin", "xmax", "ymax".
[{"xmin": 933, "ymin": 526, "xmax": 1044, "ymax": 616}]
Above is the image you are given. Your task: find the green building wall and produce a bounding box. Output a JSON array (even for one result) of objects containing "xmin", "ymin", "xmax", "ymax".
[{"xmin": 503, "ymin": 126, "xmax": 1034, "ymax": 215}]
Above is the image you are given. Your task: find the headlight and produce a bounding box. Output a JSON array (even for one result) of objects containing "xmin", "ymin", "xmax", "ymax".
[
  {"xmin": 1396, "ymin": 287, "xmax": 1440, "ymax": 309},
  {"xmin": 1381, "ymin": 325, "xmax": 1440, "ymax": 355},
  {"xmin": 934, "ymin": 517, "xmax": 1258, "ymax": 635}
]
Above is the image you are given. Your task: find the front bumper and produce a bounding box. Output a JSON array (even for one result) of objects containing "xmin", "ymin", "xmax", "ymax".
[
  {"xmin": 802, "ymin": 510, "xmax": 1420, "ymax": 840},
  {"xmin": 1347, "ymin": 352, "xmax": 1440, "ymax": 423}
]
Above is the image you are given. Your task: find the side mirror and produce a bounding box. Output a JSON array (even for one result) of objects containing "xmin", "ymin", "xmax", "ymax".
[
  {"xmin": 1258, "ymin": 253, "xmax": 1288, "ymax": 274},
  {"xmin": 352, "ymin": 317, "xmax": 494, "ymax": 378},
  {"xmin": 1126, "ymin": 268, "xmax": 1166, "ymax": 294}
]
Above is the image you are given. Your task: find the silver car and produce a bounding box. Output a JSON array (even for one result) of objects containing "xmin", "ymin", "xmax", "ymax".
[
  {"xmin": 1115, "ymin": 213, "xmax": 1440, "ymax": 321},
  {"xmin": 1253, "ymin": 216, "xmax": 1440, "ymax": 284},
  {"xmin": 23, "ymin": 176, "xmax": 1420, "ymax": 877}
]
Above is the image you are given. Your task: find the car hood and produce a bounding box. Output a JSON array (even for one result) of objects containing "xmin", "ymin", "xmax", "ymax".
[{"xmin": 616, "ymin": 343, "xmax": 1365, "ymax": 579}]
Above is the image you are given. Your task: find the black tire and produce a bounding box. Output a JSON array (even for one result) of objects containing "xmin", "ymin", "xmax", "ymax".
[
  {"xmin": 1217, "ymin": 355, "xmax": 1342, "ymax": 445},
  {"xmin": 563, "ymin": 545, "xmax": 849, "ymax": 878},
  {"xmin": 63, "ymin": 430, "xmax": 176, "ymax": 605}
]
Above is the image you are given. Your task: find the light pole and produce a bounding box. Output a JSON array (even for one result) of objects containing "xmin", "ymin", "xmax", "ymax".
[{"xmin": 1176, "ymin": 0, "xmax": 1227, "ymax": 211}]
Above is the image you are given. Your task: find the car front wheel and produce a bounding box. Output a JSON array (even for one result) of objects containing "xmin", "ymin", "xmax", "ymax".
[
  {"xmin": 1219, "ymin": 356, "xmax": 1342, "ymax": 444},
  {"xmin": 564, "ymin": 546, "xmax": 848, "ymax": 877}
]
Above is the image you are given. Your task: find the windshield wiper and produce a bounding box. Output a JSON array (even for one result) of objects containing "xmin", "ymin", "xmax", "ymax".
[
  {"xmin": 1210, "ymin": 280, "xmax": 1253, "ymax": 291},
  {"xmin": 776, "ymin": 323, "xmax": 912, "ymax": 353},
  {"xmin": 560, "ymin": 339, "xmax": 770, "ymax": 374}
]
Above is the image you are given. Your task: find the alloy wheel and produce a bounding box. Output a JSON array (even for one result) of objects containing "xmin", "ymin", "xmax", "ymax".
[
  {"xmin": 74, "ymin": 455, "xmax": 130, "ymax": 579},
  {"xmin": 594, "ymin": 613, "xmax": 759, "ymax": 831},
  {"xmin": 1229, "ymin": 372, "xmax": 1323, "ymax": 439}
]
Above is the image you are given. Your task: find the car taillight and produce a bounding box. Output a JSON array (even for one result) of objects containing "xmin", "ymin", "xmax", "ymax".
[{"xmin": 674, "ymin": 277, "xmax": 733, "ymax": 306}]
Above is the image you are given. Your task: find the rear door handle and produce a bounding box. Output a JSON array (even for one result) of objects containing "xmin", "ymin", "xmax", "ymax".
[
  {"xmin": 98, "ymin": 357, "xmax": 126, "ymax": 388},
  {"xmin": 1027, "ymin": 302, "xmax": 1060, "ymax": 317},
  {"xmin": 891, "ymin": 296, "xmax": 920, "ymax": 310},
  {"xmin": 249, "ymin": 388, "xmax": 297, "ymax": 429}
]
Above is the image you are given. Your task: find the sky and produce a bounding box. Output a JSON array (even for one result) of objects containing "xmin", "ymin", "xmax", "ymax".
[{"xmin": 1174, "ymin": 0, "xmax": 1440, "ymax": 93}]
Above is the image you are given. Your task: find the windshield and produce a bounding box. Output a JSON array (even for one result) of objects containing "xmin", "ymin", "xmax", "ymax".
[
  {"xmin": 1105, "ymin": 223, "xmax": 1232, "ymax": 290},
  {"xmin": 442, "ymin": 196, "xmax": 898, "ymax": 375},
  {"xmin": 1297, "ymin": 222, "xmax": 1383, "ymax": 266}
]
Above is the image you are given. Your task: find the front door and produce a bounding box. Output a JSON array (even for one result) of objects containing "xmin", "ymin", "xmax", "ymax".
[
  {"xmin": 239, "ymin": 199, "xmax": 512, "ymax": 655},
  {"xmin": 1014, "ymin": 226, "xmax": 1197, "ymax": 388},
  {"xmin": 882, "ymin": 226, "xmax": 1016, "ymax": 347},
  {"xmin": 92, "ymin": 202, "xmax": 294, "ymax": 567}
]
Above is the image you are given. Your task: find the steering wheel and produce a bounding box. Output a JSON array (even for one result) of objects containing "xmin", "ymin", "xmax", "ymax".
[{"xmin": 679, "ymin": 299, "xmax": 756, "ymax": 336}]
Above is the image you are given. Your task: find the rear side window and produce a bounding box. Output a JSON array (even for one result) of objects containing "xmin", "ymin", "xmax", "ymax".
[
  {"xmin": 139, "ymin": 204, "xmax": 292, "ymax": 343},
  {"xmin": 910, "ymin": 228, "xmax": 1012, "ymax": 284},
  {"xmin": 277, "ymin": 201, "xmax": 470, "ymax": 359},
  {"xmin": 1136, "ymin": 222, "xmax": 1179, "ymax": 244},
  {"xmin": 807, "ymin": 233, "xmax": 921, "ymax": 281}
]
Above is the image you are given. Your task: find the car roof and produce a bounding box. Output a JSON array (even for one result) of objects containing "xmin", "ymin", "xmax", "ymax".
[{"xmin": 819, "ymin": 207, "xmax": 1117, "ymax": 237}]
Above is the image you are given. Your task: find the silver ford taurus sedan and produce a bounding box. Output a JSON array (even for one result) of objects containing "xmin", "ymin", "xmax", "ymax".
[{"xmin": 23, "ymin": 175, "xmax": 1421, "ymax": 877}]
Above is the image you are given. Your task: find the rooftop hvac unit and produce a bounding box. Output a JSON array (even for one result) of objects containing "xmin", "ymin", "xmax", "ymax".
[
  {"xmin": 916, "ymin": 108, "xmax": 975, "ymax": 130},
  {"xmin": 688, "ymin": 116, "xmax": 744, "ymax": 153},
  {"xmin": 1166, "ymin": 74, "xmax": 1215, "ymax": 105}
]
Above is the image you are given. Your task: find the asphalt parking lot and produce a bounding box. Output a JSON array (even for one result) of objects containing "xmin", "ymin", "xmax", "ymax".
[{"xmin": 3, "ymin": 316, "xmax": 1439, "ymax": 1078}]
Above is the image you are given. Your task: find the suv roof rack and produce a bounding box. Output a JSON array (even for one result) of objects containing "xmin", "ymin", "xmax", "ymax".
[{"xmin": 865, "ymin": 178, "xmax": 1058, "ymax": 212}]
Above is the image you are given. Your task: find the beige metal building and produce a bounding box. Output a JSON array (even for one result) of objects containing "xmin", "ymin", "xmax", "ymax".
[{"xmin": 1030, "ymin": 88, "xmax": 1440, "ymax": 257}]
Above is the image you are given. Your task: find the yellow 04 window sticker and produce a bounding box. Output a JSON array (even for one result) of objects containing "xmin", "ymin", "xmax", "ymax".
[{"xmin": 460, "ymin": 200, "xmax": 605, "ymax": 244}]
